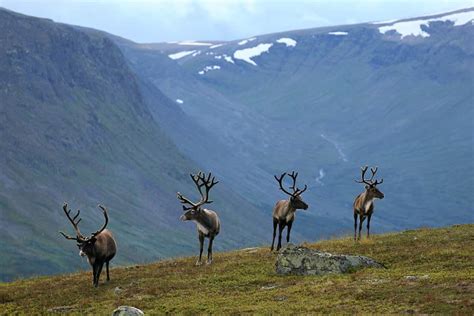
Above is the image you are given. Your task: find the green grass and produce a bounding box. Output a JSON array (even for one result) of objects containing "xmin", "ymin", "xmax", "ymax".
[{"xmin": 1, "ymin": 224, "xmax": 473, "ymax": 314}]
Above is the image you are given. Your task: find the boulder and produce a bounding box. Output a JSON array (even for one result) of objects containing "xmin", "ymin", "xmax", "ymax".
[
  {"xmin": 112, "ymin": 306, "xmax": 144, "ymax": 316},
  {"xmin": 275, "ymin": 244, "xmax": 385, "ymax": 275}
]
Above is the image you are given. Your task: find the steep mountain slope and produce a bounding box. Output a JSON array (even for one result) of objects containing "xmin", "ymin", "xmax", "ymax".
[
  {"xmin": 0, "ymin": 8, "xmax": 269, "ymax": 281},
  {"xmin": 117, "ymin": 8, "xmax": 474, "ymax": 235}
]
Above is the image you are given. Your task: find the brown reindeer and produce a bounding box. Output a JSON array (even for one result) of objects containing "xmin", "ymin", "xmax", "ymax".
[
  {"xmin": 177, "ymin": 172, "xmax": 220, "ymax": 265},
  {"xmin": 271, "ymin": 171, "xmax": 308, "ymax": 251},
  {"xmin": 353, "ymin": 166, "xmax": 384, "ymax": 240},
  {"xmin": 59, "ymin": 203, "xmax": 117, "ymax": 287}
]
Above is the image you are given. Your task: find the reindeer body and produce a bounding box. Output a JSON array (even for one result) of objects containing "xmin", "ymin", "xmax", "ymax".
[
  {"xmin": 271, "ymin": 172, "xmax": 308, "ymax": 251},
  {"xmin": 81, "ymin": 229, "xmax": 116, "ymax": 265},
  {"xmin": 79, "ymin": 229, "xmax": 117, "ymax": 287},
  {"xmin": 59, "ymin": 203, "xmax": 116, "ymax": 287},
  {"xmin": 353, "ymin": 166, "xmax": 385, "ymax": 240},
  {"xmin": 353, "ymin": 192, "xmax": 375, "ymax": 217},
  {"xmin": 191, "ymin": 208, "xmax": 220, "ymax": 237},
  {"xmin": 273, "ymin": 199, "xmax": 297, "ymax": 223},
  {"xmin": 178, "ymin": 172, "xmax": 220, "ymax": 265}
]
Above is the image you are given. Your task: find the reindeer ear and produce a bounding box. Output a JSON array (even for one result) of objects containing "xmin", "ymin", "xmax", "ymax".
[{"xmin": 365, "ymin": 185, "xmax": 369, "ymax": 189}]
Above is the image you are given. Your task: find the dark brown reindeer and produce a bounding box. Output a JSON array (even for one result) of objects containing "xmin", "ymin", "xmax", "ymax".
[
  {"xmin": 59, "ymin": 203, "xmax": 117, "ymax": 287},
  {"xmin": 177, "ymin": 172, "xmax": 220, "ymax": 265},
  {"xmin": 353, "ymin": 166, "xmax": 385, "ymax": 240},
  {"xmin": 271, "ymin": 171, "xmax": 308, "ymax": 251}
]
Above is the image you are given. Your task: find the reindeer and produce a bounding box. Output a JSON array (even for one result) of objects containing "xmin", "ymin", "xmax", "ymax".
[
  {"xmin": 59, "ymin": 203, "xmax": 117, "ymax": 287},
  {"xmin": 353, "ymin": 166, "xmax": 384, "ymax": 240},
  {"xmin": 177, "ymin": 172, "xmax": 220, "ymax": 265},
  {"xmin": 271, "ymin": 171, "xmax": 308, "ymax": 251}
]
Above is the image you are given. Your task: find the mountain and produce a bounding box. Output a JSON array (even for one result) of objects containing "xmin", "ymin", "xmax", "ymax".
[
  {"xmin": 2, "ymin": 224, "xmax": 473, "ymax": 314},
  {"xmin": 0, "ymin": 8, "xmax": 269, "ymax": 281},
  {"xmin": 1, "ymin": 7, "xmax": 473, "ymax": 282},
  {"xmin": 111, "ymin": 8, "xmax": 474, "ymax": 234}
]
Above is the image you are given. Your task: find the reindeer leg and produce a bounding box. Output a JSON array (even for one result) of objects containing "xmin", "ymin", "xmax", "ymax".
[
  {"xmin": 277, "ymin": 221, "xmax": 285, "ymax": 251},
  {"xmin": 271, "ymin": 218, "xmax": 278, "ymax": 251},
  {"xmin": 92, "ymin": 263, "xmax": 97, "ymax": 287},
  {"xmin": 95, "ymin": 261, "xmax": 104, "ymax": 287},
  {"xmin": 286, "ymin": 220, "xmax": 293, "ymax": 243},
  {"xmin": 196, "ymin": 233, "xmax": 204, "ymax": 266},
  {"xmin": 358, "ymin": 215, "xmax": 365, "ymax": 240},
  {"xmin": 207, "ymin": 236, "xmax": 214, "ymax": 265},
  {"xmin": 354, "ymin": 213, "xmax": 358, "ymax": 241},
  {"xmin": 367, "ymin": 214, "xmax": 372, "ymax": 238},
  {"xmin": 106, "ymin": 261, "xmax": 110, "ymax": 281}
]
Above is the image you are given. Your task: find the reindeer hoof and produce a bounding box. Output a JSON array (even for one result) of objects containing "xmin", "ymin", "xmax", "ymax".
[
  {"xmin": 195, "ymin": 260, "xmax": 203, "ymax": 266},
  {"xmin": 206, "ymin": 259, "xmax": 212, "ymax": 265}
]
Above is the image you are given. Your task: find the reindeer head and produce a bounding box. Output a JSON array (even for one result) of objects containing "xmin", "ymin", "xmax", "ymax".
[
  {"xmin": 177, "ymin": 172, "xmax": 219, "ymax": 221},
  {"xmin": 274, "ymin": 171, "xmax": 309, "ymax": 210},
  {"xmin": 355, "ymin": 166, "xmax": 384, "ymax": 199},
  {"xmin": 59, "ymin": 203, "xmax": 109, "ymax": 257}
]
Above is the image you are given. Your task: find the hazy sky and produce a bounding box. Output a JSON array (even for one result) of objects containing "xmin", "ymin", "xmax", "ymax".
[{"xmin": 1, "ymin": 0, "xmax": 472, "ymax": 43}]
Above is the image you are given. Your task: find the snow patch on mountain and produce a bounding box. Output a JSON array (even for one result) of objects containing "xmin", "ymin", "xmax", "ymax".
[
  {"xmin": 176, "ymin": 99, "xmax": 184, "ymax": 104},
  {"xmin": 378, "ymin": 11, "xmax": 474, "ymax": 38},
  {"xmin": 276, "ymin": 37, "xmax": 297, "ymax": 47},
  {"xmin": 192, "ymin": 51, "xmax": 201, "ymax": 57},
  {"xmin": 215, "ymin": 54, "xmax": 235, "ymax": 64},
  {"xmin": 234, "ymin": 43, "xmax": 273, "ymax": 66},
  {"xmin": 223, "ymin": 55, "xmax": 235, "ymax": 64},
  {"xmin": 178, "ymin": 41, "xmax": 213, "ymax": 46},
  {"xmin": 168, "ymin": 50, "xmax": 196, "ymax": 60},
  {"xmin": 198, "ymin": 65, "xmax": 221, "ymax": 75},
  {"xmin": 328, "ymin": 31, "xmax": 348, "ymax": 36},
  {"xmin": 238, "ymin": 37, "xmax": 257, "ymax": 45},
  {"xmin": 210, "ymin": 44, "xmax": 225, "ymax": 49}
]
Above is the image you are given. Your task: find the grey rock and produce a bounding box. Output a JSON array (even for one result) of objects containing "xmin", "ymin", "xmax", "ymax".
[
  {"xmin": 114, "ymin": 287, "xmax": 123, "ymax": 296},
  {"xmin": 275, "ymin": 244, "xmax": 385, "ymax": 275},
  {"xmin": 112, "ymin": 306, "xmax": 144, "ymax": 316}
]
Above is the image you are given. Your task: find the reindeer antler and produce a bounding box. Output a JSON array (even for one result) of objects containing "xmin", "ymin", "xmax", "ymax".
[
  {"xmin": 355, "ymin": 166, "xmax": 383, "ymax": 186},
  {"xmin": 274, "ymin": 171, "xmax": 307, "ymax": 197},
  {"xmin": 59, "ymin": 203, "xmax": 110, "ymax": 242},
  {"xmin": 177, "ymin": 171, "xmax": 219, "ymax": 211},
  {"xmin": 90, "ymin": 205, "xmax": 109, "ymax": 238},
  {"xmin": 59, "ymin": 202, "xmax": 84, "ymax": 241}
]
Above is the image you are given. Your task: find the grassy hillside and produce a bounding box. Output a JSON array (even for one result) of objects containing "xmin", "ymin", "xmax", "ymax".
[{"xmin": 1, "ymin": 224, "xmax": 473, "ymax": 314}]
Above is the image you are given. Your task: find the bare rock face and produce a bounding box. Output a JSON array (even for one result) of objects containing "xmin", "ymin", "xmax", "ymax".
[
  {"xmin": 112, "ymin": 306, "xmax": 144, "ymax": 316},
  {"xmin": 275, "ymin": 244, "xmax": 385, "ymax": 275}
]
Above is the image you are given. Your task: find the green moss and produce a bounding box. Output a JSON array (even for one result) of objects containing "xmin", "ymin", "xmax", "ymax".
[{"xmin": 1, "ymin": 224, "xmax": 473, "ymax": 314}]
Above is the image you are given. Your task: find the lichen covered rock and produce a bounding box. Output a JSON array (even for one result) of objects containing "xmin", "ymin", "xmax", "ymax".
[
  {"xmin": 112, "ymin": 306, "xmax": 144, "ymax": 316},
  {"xmin": 275, "ymin": 244, "xmax": 385, "ymax": 275}
]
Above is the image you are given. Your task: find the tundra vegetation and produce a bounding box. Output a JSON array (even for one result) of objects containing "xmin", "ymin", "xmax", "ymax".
[{"xmin": 1, "ymin": 224, "xmax": 472, "ymax": 314}]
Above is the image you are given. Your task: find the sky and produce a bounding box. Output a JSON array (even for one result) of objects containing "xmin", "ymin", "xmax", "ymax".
[{"xmin": 0, "ymin": 0, "xmax": 472, "ymax": 43}]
